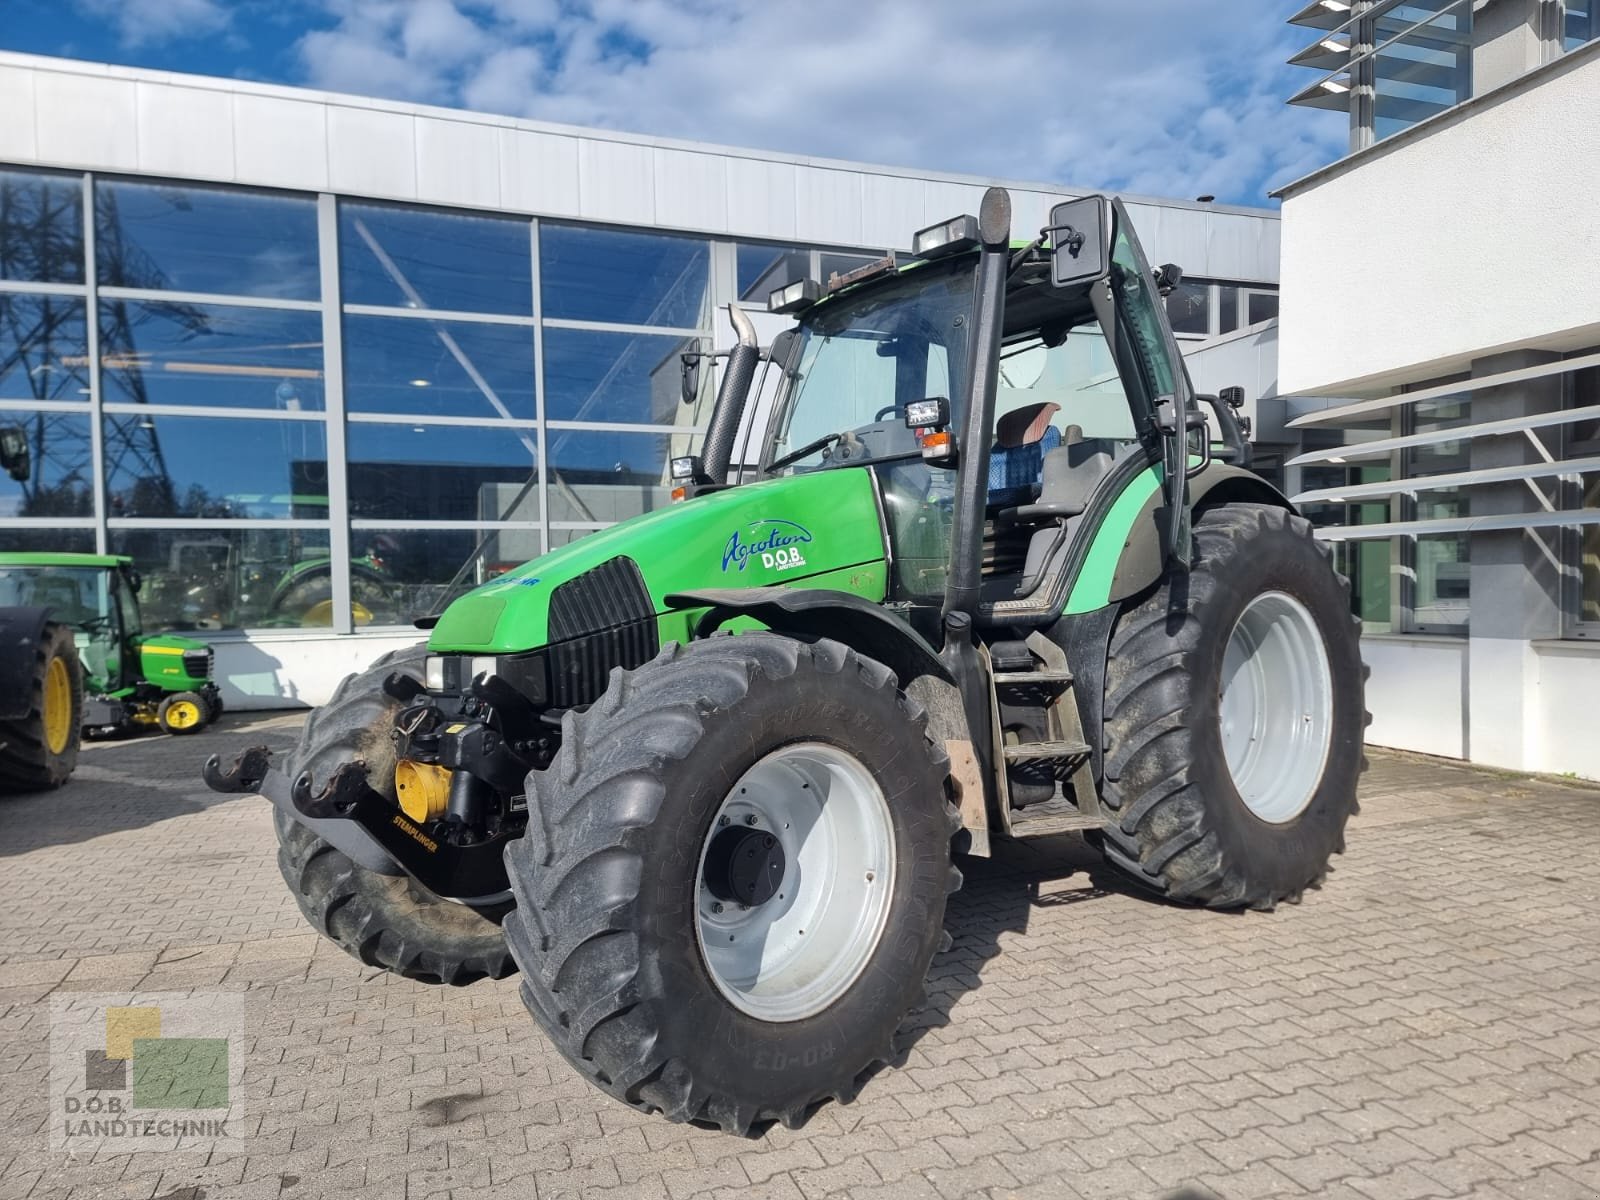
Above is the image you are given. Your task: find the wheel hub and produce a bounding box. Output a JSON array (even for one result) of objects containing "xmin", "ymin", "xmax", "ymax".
[{"xmin": 703, "ymin": 825, "xmax": 786, "ymax": 907}]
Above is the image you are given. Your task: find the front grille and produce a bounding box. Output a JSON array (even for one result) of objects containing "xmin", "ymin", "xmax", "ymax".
[
  {"xmin": 548, "ymin": 556, "xmax": 653, "ymax": 640},
  {"xmin": 546, "ymin": 620, "xmax": 659, "ymax": 708},
  {"xmin": 182, "ymin": 648, "xmax": 213, "ymax": 679},
  {"xmin": 543, "ymin": 557, "xmax": 658, "ymax": 707}
]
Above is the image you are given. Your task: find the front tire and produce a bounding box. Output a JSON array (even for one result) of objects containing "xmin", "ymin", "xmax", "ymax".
[
  {"xmin": 0, "ymin": 622, "xmax": 83, "ymax": 792},
  {"xmin": 503, "ymin": 634, "xmax": 960, "ymax": 1134},
  {"xmin": 273, "ymin": 645, "xmax": 514, "ymax": 984},
  {"xmin": 1099, "ymin": 503, "xmax": 1366, "ymax": 909},
  {"xmin": 157, "ymin": 691, "xmax": 208, "ymax": 735}
]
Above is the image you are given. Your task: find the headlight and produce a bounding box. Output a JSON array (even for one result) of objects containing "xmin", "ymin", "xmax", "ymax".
[
  {"xmin": 424, "ymin": 655, "xmax": 446, "ymax": 692},
  {"xmin": 912, "ymin": 213, "xmax": 979, "ymax": 259},
  {"xmin": 469, "ymin": 655, "xmax": 497, "ymax": 682}
]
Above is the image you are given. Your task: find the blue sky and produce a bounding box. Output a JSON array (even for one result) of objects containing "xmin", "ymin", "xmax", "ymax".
[{"xmin": 2, "ymin": 0, "xmax": 1347, "ymax": 206}]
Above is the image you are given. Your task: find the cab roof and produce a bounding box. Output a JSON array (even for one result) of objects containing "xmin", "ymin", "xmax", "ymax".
[{"xmin": 0, "ymin": 552, "xmax": 131, "ymax": 568}]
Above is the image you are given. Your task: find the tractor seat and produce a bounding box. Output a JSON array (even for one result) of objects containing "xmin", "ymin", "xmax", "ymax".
[
  {"xmin": 987, "ymin": 401, "xmax": 1061, "ymax": 508},
  {"xmin": 1013, "ymin": 426, "xmax": 1118, "ymax": 522}
]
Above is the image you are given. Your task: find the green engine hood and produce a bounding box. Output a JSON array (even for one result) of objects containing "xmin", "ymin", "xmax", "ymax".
[
  {"xmin": 137, "ymin": 632, "xmax": 211, "ymax": 691},
  {"xmin": 428, "ymin": 469, "xmax": 889, "ymax": 654}
]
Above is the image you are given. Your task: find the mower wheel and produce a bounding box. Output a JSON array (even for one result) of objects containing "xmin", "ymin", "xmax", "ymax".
[
  {"xmin": 157, "ymin": 692, "xmax": 209, "ymax": 735},
  {"xmin": 0, "ymin": 622, "xmax": 83, "ymax": 791},
  {"xmin": 503, "ymin": 633, "xmax": 960, "ymax": 1134},
  {"xmin": 1099, "ymin": 502, "xmax": 1367, "ymax": 909},
  {"xmin": 274, "ymin": 645, "xmax": 514, "ymax": 985}
]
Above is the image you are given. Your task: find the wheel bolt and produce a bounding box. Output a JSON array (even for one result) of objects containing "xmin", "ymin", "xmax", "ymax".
[
  {"xmin": 745, "ymin": 814, "xmax": 758, "ymax": 826},
  {"xmin": 711, "ymin": 902, "xmax": 724, "ymax": 914},
  {"xmin": 718, "ymin": 815, "xmax": 730, "ymax": 827}
]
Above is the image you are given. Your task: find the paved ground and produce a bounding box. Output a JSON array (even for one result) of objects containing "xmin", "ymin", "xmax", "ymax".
[{"xmin": 1, "ymin": 714, "xmax": 1599, "ymax": 1200}]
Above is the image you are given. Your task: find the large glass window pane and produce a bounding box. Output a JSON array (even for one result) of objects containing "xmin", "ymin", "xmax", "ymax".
[
  {"xmin": 1217, "ymin": 285, "xmax": 1241, "ymax": 335},
  {"xmin": 109, "ymin": 526, "xmax": 351, "ymax": 631},
  {"xmin": 1300, "ymin": 423, "xmax": 1394, "ymax": 633},
  {"xmin": 543, "ymin": 328, "xmax": 708, "ymax": 424},
  {"xmin": 1247, "ymin": 291, "xmax": 1280, "ymax": 325},
  {"xmin": 97, "ymin": 301, "xmax": 324, "ymax": 411},
  {"xmin": 737, "ymin": 243, "xmax": 808, "ymax": 302},
  {"xmin": 1373, "ymin": 2, "xmax": 1472, "ymax": 141},
  {"xmin": 104, "ymin": 414, "xmax": 328, "ymax": 519},
  {"xmin": 0, "ymin": 295, "xmax": 89, "ymax": 402},
  {"xmin": 0, "ymin": 411, "xmax": 94, "ymax": 517},
  {"xmin": 1582, "ymin": 474, "xmax": 1600, "ymax": 626},
  {"xmin": 546, "ymin": 428, "xmax": 688, "ymax": 523},
  {"xmin": 341, "ymin": 202, "xmax": 530, "ymax": 315},
  {"xmin": 541, "ymin": 225, "xmax": 709, "ymax": 328},
  {"xmin": 96, "ymin": 180, "xmax": 318, "ymax": 299},
  {"xmin": 1165, "ymin": 280, "xmax": 1211, "ymax": 336},
  {"xmin": 348, "ymin": 422, "xmax": 538, "ymax": 522},
  {"xmin": 343, "ymin": 316, "xmax": 535, "ymax": 419},
  {"xmin": 0, "ymin": 169, "xmax": 84, "ymax": 284},
  {"xmin": 0, "ymin": 527, "xmax": 95, "ymax": 554},
  {"xmin": 352, "ymin": 526, "xmax": 539, "ymax": 623}
]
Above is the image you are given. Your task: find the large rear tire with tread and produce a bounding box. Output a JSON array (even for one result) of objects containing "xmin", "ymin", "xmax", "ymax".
[
  {"xmin": 273, "ymin": 644, "xmax": 514, "ymax": 985},
  {"xmin": 503, "ymin": 633, "xmax": 960, "ymax": 1134},
  {"xmin": 0, "ymin": 622, "xmax": 83, "ymax": 792},
  {"xmin": 1099, "ymin": 502, "xmax": 1366, "ymax": 909}
]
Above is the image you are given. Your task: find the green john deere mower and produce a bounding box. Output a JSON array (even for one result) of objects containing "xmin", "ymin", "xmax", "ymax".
[
  {"xmin": 0, "ymin": 554, "xmax": 222, "ymax": 736},
  {"xmin": 207, "ymin": 189, "xmax": 1365, "ymax": 1133}
]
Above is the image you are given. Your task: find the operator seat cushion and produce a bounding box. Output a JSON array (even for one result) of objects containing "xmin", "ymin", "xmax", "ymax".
[{"xmin": 988, "ymin": 401, "xmax": 1062, "ymax": 506}]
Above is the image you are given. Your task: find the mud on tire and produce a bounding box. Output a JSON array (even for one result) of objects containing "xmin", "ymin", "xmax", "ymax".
[
  {"xmin": 274, "ymin": 645, "xmax": 513, "ymax": 985},
  {"xmin": 1099, "ymin": 502, "xmax": 1367, "ymax": 910},
  {"xmin": 502, "ymin": 633, "xmax": 961, "ymax": 1134}
]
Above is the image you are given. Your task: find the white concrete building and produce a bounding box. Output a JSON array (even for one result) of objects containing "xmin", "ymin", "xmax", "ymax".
[
  {"xmin": 1277, "ymin": 0, "xmax": 1600, "ymax": 776},
  {"xmin": 0, "ymin": 50, "xmax": 1282, "ymax": 707}
]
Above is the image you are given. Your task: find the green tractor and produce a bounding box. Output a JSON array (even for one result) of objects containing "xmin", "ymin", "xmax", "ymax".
[
  {"xmin": 0, "ymin": 553, "xmax": 222, "ymax": 736},
  {"xmin": 207, "ymin": 190, "xmax": 1364, "ymax": 1133}
]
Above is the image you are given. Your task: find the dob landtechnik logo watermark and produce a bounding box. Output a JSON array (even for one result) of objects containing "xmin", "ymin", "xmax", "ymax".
[{"xmin": 49, "ymin": 992, "xmax": 244, "ymax": 1153}]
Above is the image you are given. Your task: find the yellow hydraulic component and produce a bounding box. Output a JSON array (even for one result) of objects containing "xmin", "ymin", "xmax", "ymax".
[
  {"xmin": 395, "ymin": 759, "xmax": 452, "ymax": 822},
  {"xmin": 43, "ymin": 654, "xmax": 72, "ymax": 755}
]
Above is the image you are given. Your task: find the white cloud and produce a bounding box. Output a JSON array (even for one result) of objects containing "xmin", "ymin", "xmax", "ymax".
[
  {"xmin": 76, "ymin": 0, "xmax": 231, "ymax": 48},
  {"xmin": 292, "ymin": 0, "xmax": 1349, "ymax": 205}
]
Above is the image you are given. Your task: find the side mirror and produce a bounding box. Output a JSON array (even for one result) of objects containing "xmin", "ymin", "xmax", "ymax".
[
  {"xmin": 126, "ymin": 569, "xmax": 143, "ymax": 596},
  {"xmin": 1153, "ymin": 263, "xmax": 1184, "ymax": 297},
  {"xmin": 0, "ymin": 425, "xmax": 29, "ymax": 483},
  {"xmin": 1046, "ymin": 196, "xmax": 1109, "ymax": 287},
  {"xmin": 679, "ymin": 353, "xmax": 702, "ymax": 407}
]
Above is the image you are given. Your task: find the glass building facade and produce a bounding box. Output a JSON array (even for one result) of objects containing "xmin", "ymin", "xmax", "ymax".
[{"xmin": 0, "ymin": 164, "xmax": 887, "ymax": 633}]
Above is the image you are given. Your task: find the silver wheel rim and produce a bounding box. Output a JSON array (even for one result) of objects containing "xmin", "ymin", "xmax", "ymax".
[
  {"xmin": 1218, "ymin": 590, "xmax": 1334, "ymax": 824},
  {"xmin": 695, "ymin": 743, "xmax": 895, "ymax": 1023}
]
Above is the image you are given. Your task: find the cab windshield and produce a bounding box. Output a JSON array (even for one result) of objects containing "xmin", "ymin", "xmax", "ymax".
[{"xmin": 764, "ymin": 258, "xmax": 976, "ymax": 473}]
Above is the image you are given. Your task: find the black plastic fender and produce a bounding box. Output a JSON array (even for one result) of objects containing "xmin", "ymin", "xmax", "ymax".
[
  {"xmin": 0, "ymin": 606, "xmax": 52, "ymax": 720},
  {"xmin": 1107, "ymin": 464, "xmax": 1295, "ymax": 604},
  {"xmin": 664, "ymin": 587, "xmax": 955, "ymax": 687}
]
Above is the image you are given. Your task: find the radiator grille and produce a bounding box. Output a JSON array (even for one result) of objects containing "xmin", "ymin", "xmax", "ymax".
[
  {"xmin": 182, "ymin": 648, "xmax": 213, "ymax": 680},
  {"xmin": 545, "ymin": 557, "xmax": 658, "ymax": 707}
]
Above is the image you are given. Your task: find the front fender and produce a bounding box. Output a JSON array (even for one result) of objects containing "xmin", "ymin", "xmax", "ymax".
[{"xmin": 664, "ymin": 587, "xmax": 954, "ymax": 687}]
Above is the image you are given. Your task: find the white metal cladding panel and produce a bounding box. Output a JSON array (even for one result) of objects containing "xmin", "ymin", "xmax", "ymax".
[
  {"xmin": 0, "ymin": 65, "xmax": 37, "ymax": 161},
  {"xmin": 327, "ymin": 105, "xmax": 417, "ymax": 199},
  {"xmin": 498, "ymin": 126, "xmax": 580, "ymax": 217},
  {"xmin": 858, "ymin": 173, "xmax": 927, "ymax": 251},
  {"xmin": 32, "ymin": 69, "xmax": 139, "ymax": 171},
  {"xmin": 1122, "ymin": 201, "xmax": 1280, "ymax": 284},
  {"xmin": 794, "ymin": 167, "xmax": 865, "ymax": 246},
  {"xmin": 1361, "ymin": 636, "xmax": 1467, "ymax": 760},
  {"xmin": 578, "ymin": 136, "xmax": 655, "ymax": 226},
  {"xmin": 233, "ymin": 93, "xmax": 330, "ymax": 192},
  {"xmin": 725, "ymin": 155, "xmax": 797, "ymax": 241},
  {"xmin": 137, "ymin": 82, "xmax": 236, "ymax": 182},
  {"xmin": 415, "ymin": 114, "xmax": 500, "ymax": 209},
  {"xmin": 653, "ymin": 146, "xmax": 728, "ymax": 234},
  {"xmin": 1279, "ymin": 46, "xmax": 1600, "ymax": 396}
]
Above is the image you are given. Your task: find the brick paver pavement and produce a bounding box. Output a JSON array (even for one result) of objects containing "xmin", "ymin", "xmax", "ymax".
[{"xmin": 1, "ymin": 712, "xmax": 1598, "ymax": 1199}]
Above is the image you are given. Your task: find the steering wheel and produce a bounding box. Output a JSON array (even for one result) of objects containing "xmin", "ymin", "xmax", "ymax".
[{"xmin": 873, "ymin": 404, "xmax": 902, "ymax": 421}]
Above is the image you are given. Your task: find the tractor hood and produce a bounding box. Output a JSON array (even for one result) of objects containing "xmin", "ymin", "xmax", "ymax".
[
  {"xmin": 137, "ymin": 632, "xmax": 213, "ymax": 689},
  {"xmin": 427, "ymin": 469, "xmax": 889, "ymax": 654}
]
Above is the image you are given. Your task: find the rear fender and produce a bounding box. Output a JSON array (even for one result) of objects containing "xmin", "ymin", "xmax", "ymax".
[{"xmin": 664, "ymin": 588, "xmax": 954, "ymax": 687}]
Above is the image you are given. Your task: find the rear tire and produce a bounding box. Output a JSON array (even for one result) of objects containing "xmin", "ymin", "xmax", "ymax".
[
  {"xmin": 0, "ymin": 622, "xmax": 83, "ymax": 792},
  {"xmin": 1099, "ymin": 503, "xmax": 1366, "ymax": 909},
  {"xmin": 503, "ymin": 634, "xmax": 960, "ymax": 1134},
  {"xmin": 273, "ymin": 645, "xmax": 514, "ymax": 985}
]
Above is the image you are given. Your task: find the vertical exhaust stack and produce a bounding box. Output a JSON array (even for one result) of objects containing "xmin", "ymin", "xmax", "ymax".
[{"xmin": 701, "ymin": 304, "xmax": 760, "ymax": 485}]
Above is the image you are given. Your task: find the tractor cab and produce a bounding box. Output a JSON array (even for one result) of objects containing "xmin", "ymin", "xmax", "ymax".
[{"xmin": 0, "ymin": 553, "xmax": 221, "ymax": 735}]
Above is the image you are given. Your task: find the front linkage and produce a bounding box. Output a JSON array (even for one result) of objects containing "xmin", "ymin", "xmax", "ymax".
[{"xmin": 203, "ymin": 666, "xmax": 547, "ymax": 901}]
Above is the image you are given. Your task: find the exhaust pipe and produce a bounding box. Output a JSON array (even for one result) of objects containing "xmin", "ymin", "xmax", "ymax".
[{"xmin": 701, "ymin": 304, "xmax": 760, "ymax": 485}]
